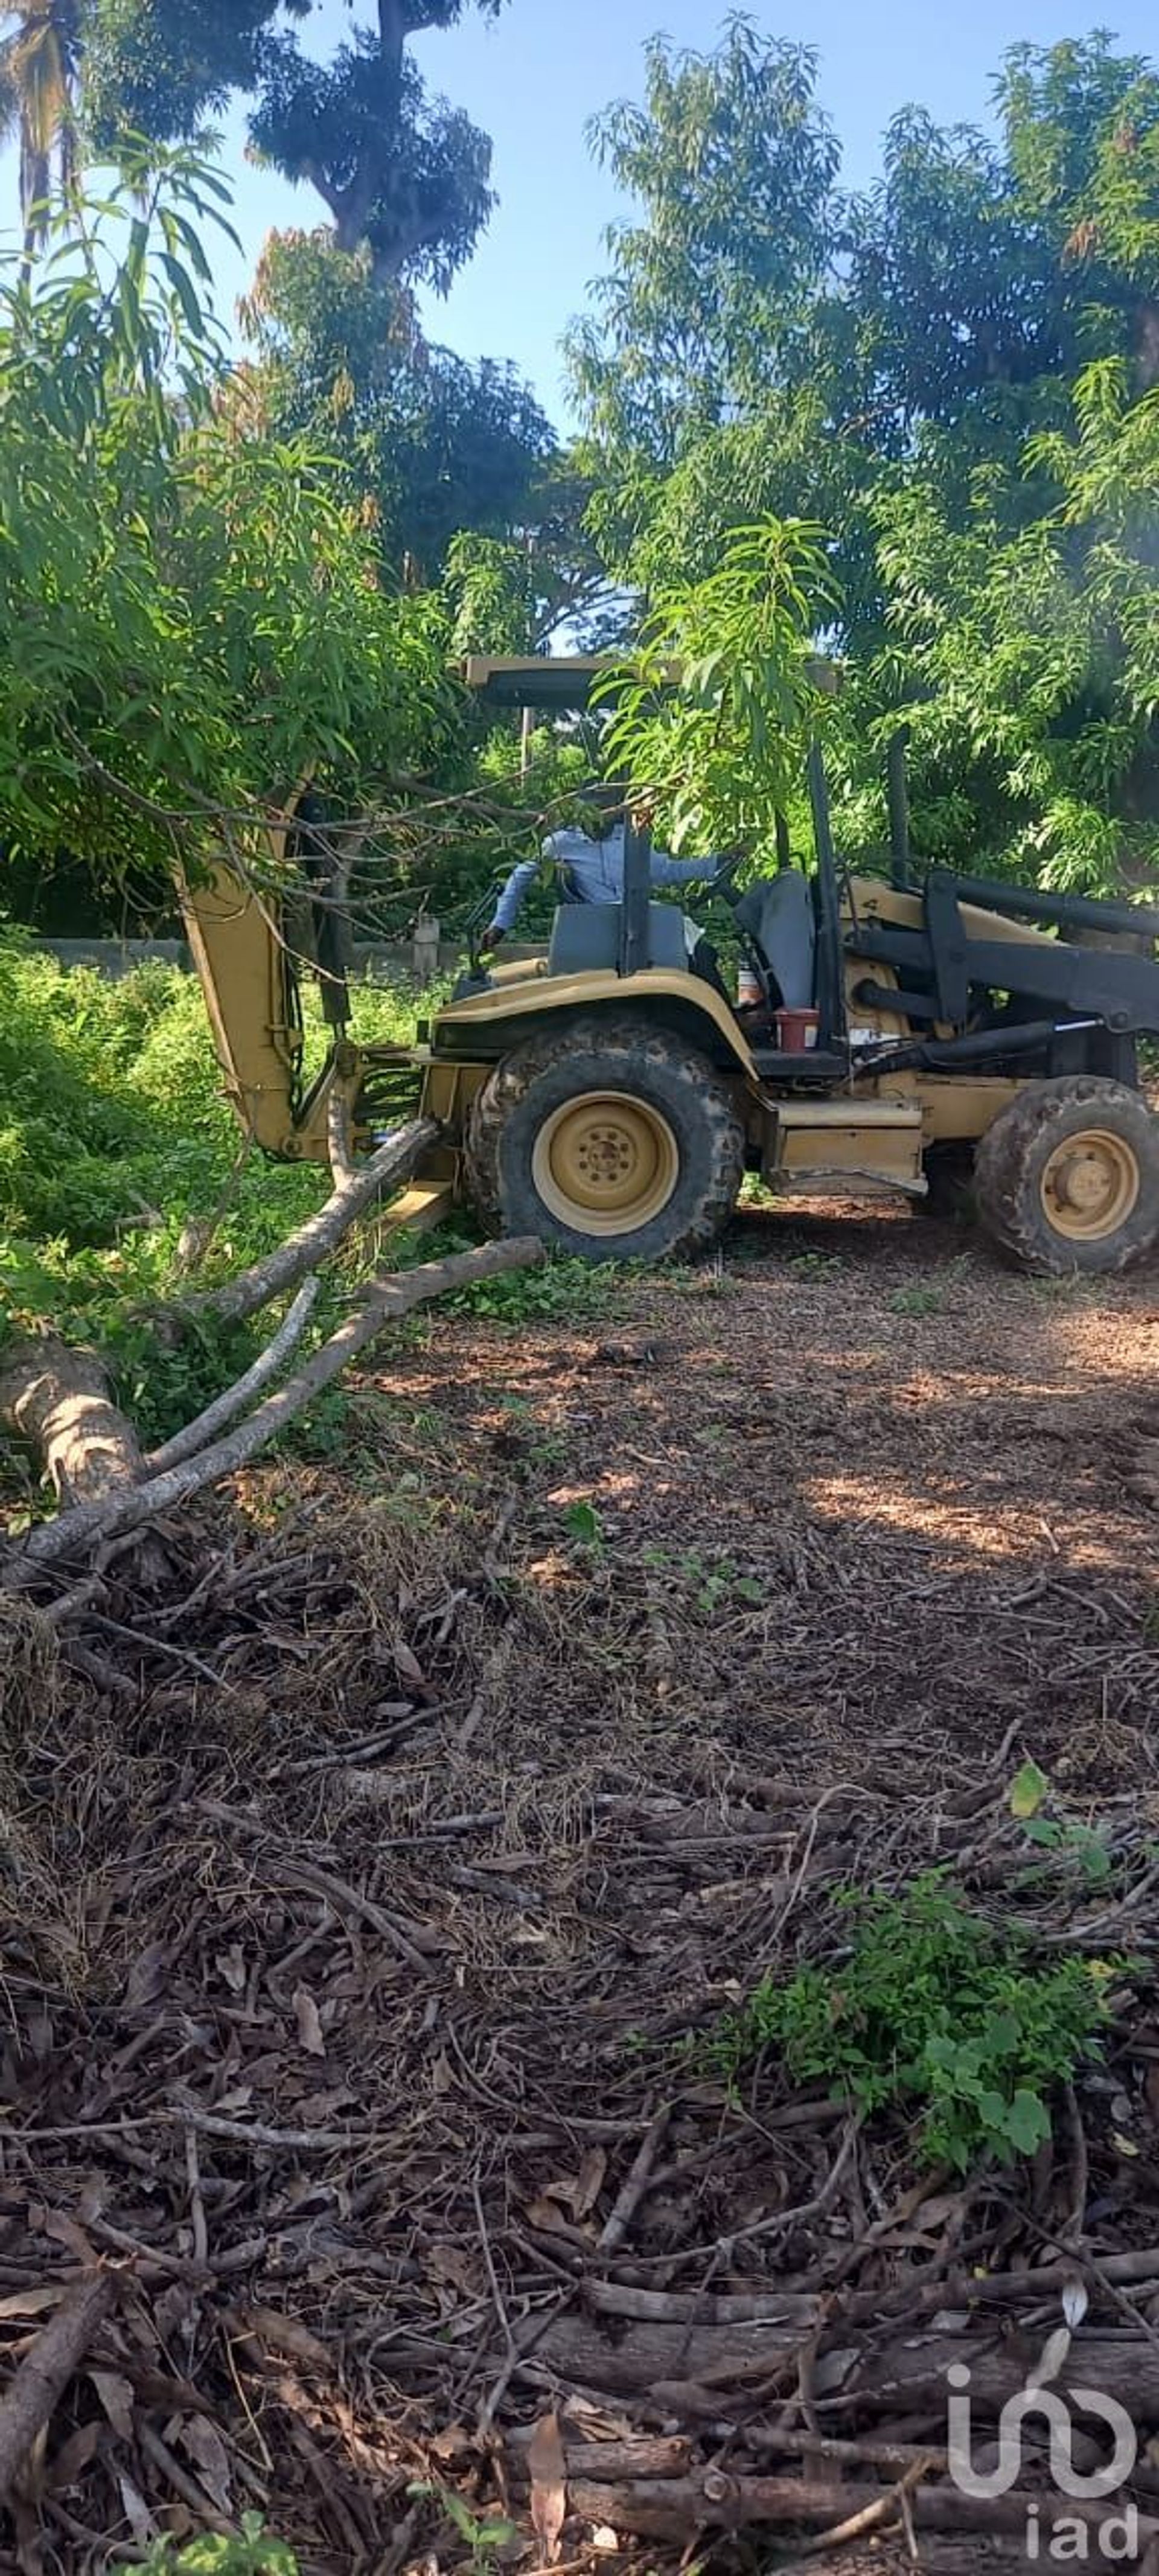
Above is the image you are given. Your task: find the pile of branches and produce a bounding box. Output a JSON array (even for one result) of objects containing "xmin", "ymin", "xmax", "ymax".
[{"xmin": 0, "ymin": 1118, "xmax": 541, "ymax": 1627}]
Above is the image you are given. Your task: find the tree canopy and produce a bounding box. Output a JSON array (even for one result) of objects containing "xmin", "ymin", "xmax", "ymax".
[
  {"xmin": 85, "ymin": 0, "xmax": 509, "ymax": 287},
  {"xmin": 0, "ymin": 150, "xmax": 463, "ymax": 915},
  {"xmin": 570, "ymin": 19, "xmax": 1159, "ymax": 896}
]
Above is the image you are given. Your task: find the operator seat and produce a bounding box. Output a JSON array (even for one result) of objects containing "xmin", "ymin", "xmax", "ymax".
[
  {"xmin": 733, "ymin": 870, "xmax": 816, "ymax": 1010},
  {"xmin": 546, "ymin": 903, "xmax": 689, "ymax": 976}
]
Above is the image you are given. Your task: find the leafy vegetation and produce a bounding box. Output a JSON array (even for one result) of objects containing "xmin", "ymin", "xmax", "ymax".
[
  {"xmin": 711, "ymin": 1874, "xmax": 1114, "ymax": 2169},
  {"xmin": 600, "ymin": 519, "xmax": 838, "ymax": 858},
  {"xmin": 0, "ymin": 145, "xmax": 464, "ymax": 917},
  {"xmin": 0, "ymin": 936, "xmax": 432, "ymax": 1503},
  {"xmin": 572, "ymin": 20, "xmax": 1159, "ymax": 896},
  {"xmin": 109, "ymin": 2516, "xmax": 296, "ymax": 2576}
]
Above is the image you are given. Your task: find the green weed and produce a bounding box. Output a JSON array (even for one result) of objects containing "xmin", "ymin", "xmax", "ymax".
[
  {"xmin": 563, "ymin": 1497, "xmax": 605, "ymax": 1551},
  {"xmin": 890, "ymin": 1281, "xmax": 945, "ymax": 1315},
  {"xmin": 1027, "ymin": 1272, "xmax": 1098, "ymax": 1307},
  {"xmin": 789, "ymin": 1248, "xmax": 842, "ymax": 1277},
  {"xmin": 643, "ymin": 1543, "xmax": 764, "ymax": 1616},
  {"xmin": 408, "ymin": 2485, "xmax": 516, "ymax": 2571},
  {"xmin": 110, "ymin": 2517, "xmax": 296, "ymax": 2575},
  {"xmin": 710, "ymin": 1873, "xmax": 1114, "ymax": 2170},
  {"xmin": 435, "ymin": 1236, "xmax": 627, "ymax": 1323},
  {"xmin": 0, "ymin": 938, "xmax": 445, "ymax": 1511},
  {"xmin": 1009, "ymin": 1760, "xmax": 1116, "ymax": 1887}
]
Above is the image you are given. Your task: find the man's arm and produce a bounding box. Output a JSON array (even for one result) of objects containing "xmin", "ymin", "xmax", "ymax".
[
  {"xmin": 648, "ymin": 849, "xmax": 721, "ymax": 888},
  {"xmin": 488, "ymin": 856, "xmax": 541, "ymax": 938}
]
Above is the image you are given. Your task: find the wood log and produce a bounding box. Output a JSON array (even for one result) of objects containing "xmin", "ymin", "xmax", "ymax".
[
  {"xmin": 327, "ymin": 1073, "xmax": 359, "ymax": 1187},
  {"xmin": 0, "ymin": 2272, "xmax": 114, "ymax": 2503},
  {"xmin": 540, "ymin": 2311, "xmax": 1159, "ymax": 2427},
  {"xmin": 177, "ymin": 1117, "xmax": 437, "ymax": 1328},
  {"xmin": 538, "ymin": 2316, "xmax": 812, "ymax": 2392},
  {"xmin": 563, "ymin": 2471, "xmax": 1159, "ymax": 2554},
  {"xmin": 863, "ymin": 2329, "xmax": 1159, "ymax": 2423},
  {"xmin": 7, "ymin": 1239, "xmax": 544, "ymax": 1573},
  {"xmin": 506, "ymin": 2434, "xmax": 691, "ymax": 2481},
  {"xmin": 0, "ymin": 1336, "xmax": 147, "ymax": 1506}
]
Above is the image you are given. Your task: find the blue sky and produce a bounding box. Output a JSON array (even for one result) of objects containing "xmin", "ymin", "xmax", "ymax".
[{"xmin": 9, "ymin": 2, "xmax": 1159, "ymax": 426}]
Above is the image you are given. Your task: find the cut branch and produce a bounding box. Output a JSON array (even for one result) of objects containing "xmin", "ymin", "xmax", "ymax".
[
  {"xmin": 6, "ymin": 1239, "xmax": 544, "ymax": 1573},
  {"xmin": 144, "ymin": 1278, "xmax": 320, "ymax": 1477},
  {"xmin": 563, "ymin": 2473, "xmax": 1159, "ymax": 2552},
  {"xmin": 177, "ymin": 1116, "xmax": 438, "ymax": 1328},
  {"xmin": 327, "ymin": 1076, "xmax": 359, "ymax": 1188},
  {"xmin": 0, "ymin": 2272, "xmax": 115, "ymax": 2503}
]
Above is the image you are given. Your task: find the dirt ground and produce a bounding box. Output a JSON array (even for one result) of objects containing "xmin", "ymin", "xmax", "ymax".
[{"xmin": 4, "ymin": 1193, "xmax": 1159, "ymax": 2574}]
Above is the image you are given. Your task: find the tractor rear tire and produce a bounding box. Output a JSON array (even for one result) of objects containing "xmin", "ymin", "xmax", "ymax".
[
  {"xmin": 974, "ymin": 1076, "xmax": 1159, "ymax": 1274},
  {"xmin": 465, "ymin": 1014, "xmax": 746, "ymax": 1263}
]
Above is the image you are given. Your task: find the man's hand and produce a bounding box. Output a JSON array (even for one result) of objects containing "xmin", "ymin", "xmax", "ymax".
[{"xmin": 482, "ymin": 923, "xmax": 506, "ymax": 952}]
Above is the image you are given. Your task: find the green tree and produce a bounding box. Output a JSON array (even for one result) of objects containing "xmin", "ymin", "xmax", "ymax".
[
  {"xmin": 0, "ymin": 0, "xmax": 83, "ymax": 248},
  {"xmin": 238, "ymin": 226, "xmax": 607, "ymax": 634},
  {"xmin": 239, "ymin": 228, "xmax": 553, "ymax": 572},
  {"xmin": 867, "ymin": 358, "xmax": 1159, "ymax": 891},
  {"xmin": 571, "ymin": 21, "xmax": 1159, "ymax": 895},
  {"xmin": 0, "ymin": 152, "xmax": 462, "ymax": 904},
  {"xmin": 566, "ymin": 16, "xmax": 840, "ymax": 471},
  {"xmin": 601, "ymin": 518, "xmax": 840, "ymax": 860},
  {"xmin": 85, "ymin": 1, "xmax": 510, "ymax": 284}
]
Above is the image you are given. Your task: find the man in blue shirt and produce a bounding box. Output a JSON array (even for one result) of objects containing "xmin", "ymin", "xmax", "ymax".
[{"xmin": 484, "ymin": 792, "xmax": 734, "ymax": 976}]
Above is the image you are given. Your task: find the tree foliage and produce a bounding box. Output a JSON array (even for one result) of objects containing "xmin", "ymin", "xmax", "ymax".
[
  {"xmin": 237, "ymin": 225, "xmax": 608, "ymax": 636},
  {"xmin": 0, "ymin": 151, "xmax": 462, "ymax": 901},
  {"xmin": 571, "ymin": 18, "xmax": 1159, "ymax": 896},
  {"xmin": 238, "ymin": 227, "xmax": 554, "ymax": 579},
  {"xmin": 601, "ymin": 520, "xmax": 840, "ymax": 860},
  {"xmin": 85, "ymin": 0, "xmax": 509, "ymax": 286},
  {"xmin": 567, "ymin": 18, "xmax": 840, "ymax": 469}
]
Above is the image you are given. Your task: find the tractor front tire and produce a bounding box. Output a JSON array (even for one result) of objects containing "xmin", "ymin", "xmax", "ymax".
[
  {"xmin": 974, "ymin": 1076, "xmax": 1159, "ymax": 1274},
  {"xmin": 465, "ymin": 1015, "xmax": 746, "ymax": 1263}
]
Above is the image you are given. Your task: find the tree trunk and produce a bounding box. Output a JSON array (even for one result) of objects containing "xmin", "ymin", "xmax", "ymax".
[
  {"xmin": 0, "ymin": 1335, "xmax": 147, "ymax": 1506},
  {"xmin": 562, "ymin": 2472, "xmax": 1157, "ymax": 2559},
  {"xmin": 177, "ymin": 1116, "xmax": 437, "ymax": 1330},
  {"xmin": 7, "ymin": 1239, "xmax": 543, "ymax": 1575}
]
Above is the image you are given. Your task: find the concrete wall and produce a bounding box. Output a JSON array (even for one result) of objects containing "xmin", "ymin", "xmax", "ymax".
[{"xmin": 27, "ymin": 933, "xmax": 540, "ymax": 984}]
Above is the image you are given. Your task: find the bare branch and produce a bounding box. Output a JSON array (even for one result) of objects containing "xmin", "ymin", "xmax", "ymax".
[
  {"xmin": 7, "ymin": 1238, "xmax": 544, "ymax": 1573},
  {"xmin": 144, "ymin": 1278, "xmax": 321, "ymax": 1477},
  {"xmin": 177, "ymin": 1116, "xmax": 437, "ymax": 1329}
]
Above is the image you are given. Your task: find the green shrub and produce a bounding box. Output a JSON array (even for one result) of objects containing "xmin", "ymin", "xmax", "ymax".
[
  {"xmin": 711, "ymin": 1873, "xmax": 1114, "ymax": 2169},
  {"xmin": 0, "ymin": 940, "xmax": 441, "ymax": 1491},
  {"xmin": 109, "ymin": 2516, "xmax": 296, "ymax": 2574}
]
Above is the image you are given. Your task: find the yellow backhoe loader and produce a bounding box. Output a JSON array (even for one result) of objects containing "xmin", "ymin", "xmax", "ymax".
[{"xmin": 179, "ymin": 658, "xmax": 1159, "ymax": 1277}]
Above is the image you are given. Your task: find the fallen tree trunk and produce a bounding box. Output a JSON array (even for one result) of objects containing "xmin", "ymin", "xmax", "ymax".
[
  {"xmin": 6, "ymin": 1238, "xmax": 543, "ymax": 1574},
  {"xmin": 326, "ymin": 1072, "xmax": 359, "ymax": 1188},
  {"xmin": 176, "ymin": 1115, "xmax": 438, "ymax": 1328},
  {"xmin": 0, "ymin": 1335, "xmax": 148, "ymax": 1506}
]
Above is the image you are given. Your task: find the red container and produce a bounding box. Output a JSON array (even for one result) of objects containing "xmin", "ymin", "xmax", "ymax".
[{"xmin": 774, "ymin": 1007, "xmax": 820, "ymax": 1051}]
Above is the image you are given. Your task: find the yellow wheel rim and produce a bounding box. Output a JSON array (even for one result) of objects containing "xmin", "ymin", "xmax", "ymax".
[
  {"xmin": 1040, "ymin": 1128, "xmax": 1141, "ymax": 1242},
  {"xmin": 532, "ymin": 1092, "xmax": 680, "ymax": 1238}
]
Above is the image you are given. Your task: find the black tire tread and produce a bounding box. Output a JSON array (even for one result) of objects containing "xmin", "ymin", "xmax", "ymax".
[
  {"xmin": 974, "ymin": 1075, "xmax": 1159, "ymax": 1274},
  {"xmin": 465, "ymin": 1012, "xmax": 745, "ymax": 1261}
]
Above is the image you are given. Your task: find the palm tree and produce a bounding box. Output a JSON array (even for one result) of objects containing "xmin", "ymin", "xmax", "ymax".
[{"xmin": 0, "ymin": 1, "xmax": 83, "ymax": 255}]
